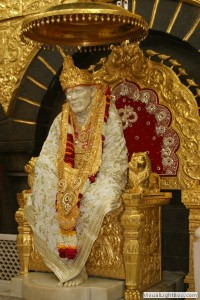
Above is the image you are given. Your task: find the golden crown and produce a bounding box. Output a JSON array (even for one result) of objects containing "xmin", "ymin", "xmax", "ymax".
[{"xmin": 59, "ymin": 55, "xmax": 94, "ymax": 91}]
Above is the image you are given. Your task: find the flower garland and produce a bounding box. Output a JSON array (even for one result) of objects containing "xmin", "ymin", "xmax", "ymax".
[{"xmin": 56, "ymin": 86, "xmax": 110, "ymax": 260}]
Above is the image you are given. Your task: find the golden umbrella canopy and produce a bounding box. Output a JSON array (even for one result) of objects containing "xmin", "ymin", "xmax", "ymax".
[{"xmin": 21, "ymin": 0, "xmax": 148, "ymax": 48}]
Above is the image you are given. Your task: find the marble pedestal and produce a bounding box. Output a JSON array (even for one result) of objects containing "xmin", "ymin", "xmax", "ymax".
[
  {"xmin": 0, "ymin": 271, "xmax": 185, "ymax": 300},
  {"xmin": 16, "ymin": 273, "xmax": 124, "ymax": 300}
]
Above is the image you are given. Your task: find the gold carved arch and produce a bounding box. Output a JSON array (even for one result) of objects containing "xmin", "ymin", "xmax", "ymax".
[{"xmin": 93, "ymin": 43, "xmax": 200, "ymax": 191}]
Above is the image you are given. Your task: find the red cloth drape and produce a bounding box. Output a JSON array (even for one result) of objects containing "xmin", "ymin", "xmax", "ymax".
[{"xmin": 112, "ymin": 80, "xmax": 179, "ymax": 176}]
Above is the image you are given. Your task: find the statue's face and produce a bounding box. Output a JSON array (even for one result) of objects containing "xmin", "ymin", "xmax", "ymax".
[{"xmin": 66, "ymin": 85, "xmax": 95, "ymax": 114}]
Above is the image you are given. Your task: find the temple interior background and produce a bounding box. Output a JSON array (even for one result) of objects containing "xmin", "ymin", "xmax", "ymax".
[{"xmin": 0, "ymin": 0, "xmax": 199, "ymax": 295}]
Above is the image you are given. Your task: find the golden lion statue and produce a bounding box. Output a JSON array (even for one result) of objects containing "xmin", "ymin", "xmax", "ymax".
[{"xmin": 127, "ymin": 152, "xmax": 160, "ymax": 193}]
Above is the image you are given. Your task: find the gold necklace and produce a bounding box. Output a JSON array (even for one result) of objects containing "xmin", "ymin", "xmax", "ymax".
[
  {"xmin": 70, "ymin": 94, "xmax": 97, "ymax": 151},
  {"xmin": 57, "ymin": 85, "xmax": 107, "ymax": 230}
]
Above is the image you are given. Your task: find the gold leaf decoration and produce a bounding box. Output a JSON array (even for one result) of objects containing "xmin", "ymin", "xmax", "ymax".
[
  {"xmin": 158, "ymin": 54, "xmax": 171, "ymax": 61},
  {"xmin": 178, "ymin": 67, "xmax": 188, "ymax": 76},
  {"xmin": 146, "ymin": 49, "xmax": 159, "ymax": 58},
  {"xmin": 169, "ymin": 59, "xmax": 181, "ymax": 67},
  {"xmin": 186, "ymin": 78, "xmax": 198, "ymax": 87}
]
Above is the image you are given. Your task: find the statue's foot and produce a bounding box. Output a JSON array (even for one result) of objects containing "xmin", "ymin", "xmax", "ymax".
[
  {"xmin": 63, "ymin": 266, "xmax": 88, "ymax": 287},
  {"xmin": 58, "ymin": 281, "xmax": 63, "ymax": 287}
]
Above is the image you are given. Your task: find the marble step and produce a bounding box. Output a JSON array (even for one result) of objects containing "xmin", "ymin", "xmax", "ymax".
[{"xmin": 0, "ymin": 271, "xmax": 185, "ymax": 300}]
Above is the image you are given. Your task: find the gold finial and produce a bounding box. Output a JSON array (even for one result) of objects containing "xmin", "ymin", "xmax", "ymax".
[{"xmin": 59, "ymin": 54, "xmax": 94, "ymax": 91}]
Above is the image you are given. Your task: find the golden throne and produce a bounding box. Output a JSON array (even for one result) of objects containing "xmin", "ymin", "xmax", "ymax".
[{"xmin": 15, "ymin": 42, "xmax": 200, "ymax": 299}]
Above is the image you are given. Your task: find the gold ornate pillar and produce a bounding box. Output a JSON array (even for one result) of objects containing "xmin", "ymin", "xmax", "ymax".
[
  {"xmin": 15, "ymin": 190, "xmax": 32, "ymax": 275},
  {"xmin": 121, "ymin": 192, "xmax": 143, "ymax": 300},
  {"xmin": 121, "ymin": 190, "xmax": 171, "ymax": 300}
]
